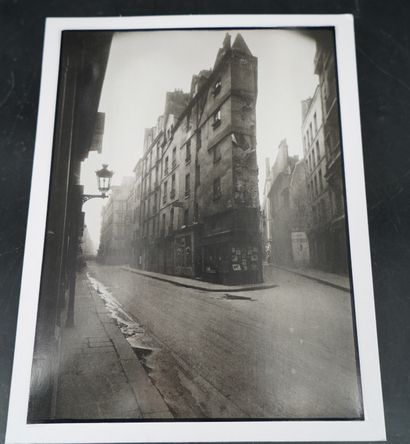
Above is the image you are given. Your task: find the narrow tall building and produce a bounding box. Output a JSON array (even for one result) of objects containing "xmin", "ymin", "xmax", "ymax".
[
  {"xmin": 137, "ymin": 33, "xmax": 262, "ymax": 284},
  {"xmin": 99, "ymin": 177, "xmax": 133, "ymax": 265},
  {"xmin": 309, "ymin": 33, "xmax": 348, "ymax": 273},
  {"xmin": 301, "ymin": 85, "xmax": 332, "ymax": 269}
]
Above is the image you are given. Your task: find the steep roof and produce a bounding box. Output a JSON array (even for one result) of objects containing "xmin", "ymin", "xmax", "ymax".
[{"xmin": 232, "ymin": 33, "xmax": 253, "ymax": 56}]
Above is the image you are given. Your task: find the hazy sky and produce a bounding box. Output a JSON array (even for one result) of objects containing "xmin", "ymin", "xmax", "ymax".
[{"xmin": 81, "ymin": 29, "xmax": 318, "ymax": 250}]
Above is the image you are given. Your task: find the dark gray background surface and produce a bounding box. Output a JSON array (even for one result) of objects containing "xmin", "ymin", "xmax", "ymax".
[{"xmin": 0, "ymin": 1, "xmax": 408, "ymax": 443}]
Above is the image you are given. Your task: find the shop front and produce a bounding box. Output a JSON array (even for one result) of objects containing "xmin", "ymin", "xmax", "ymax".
[{"xmin": 201, "ymin": 231, "xmax": 262, "ymax": 285}]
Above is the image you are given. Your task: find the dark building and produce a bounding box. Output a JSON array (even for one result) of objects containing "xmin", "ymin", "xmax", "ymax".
[
  {"xmin": 28, "ymin": 32, "xmax": 112, "ymax": 421},
  {"xmin": 134, "ymin": 33, "xmax": 262, "ymax": 284},
  {"xmin": 312, "ymin": 33, "xmax": 349, "ymax": 274}
]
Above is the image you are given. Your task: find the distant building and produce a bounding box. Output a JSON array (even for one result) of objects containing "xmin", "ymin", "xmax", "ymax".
[
  {"xmin": 99, "ymin": 177, "xmax": 133, "ymax": 264},
  {"xmin": 127, "ymin": 159, "xmax": 143, "ymax": 268},
  {"xmin": 139, "ymin": 91, "xmax": 190, "ymax": 272},
  {"xmin": 265, "ymin": 140, "xmax": 310, "ymax": 267},
  {"xmin": 128, "ymin": 33, "xmax": 262, "ymax": 284},
  {"xmin": 80, "ymin": 225, "xmax": 95, "ymax": 258},
  {"xmin": 262, "ymin": 158, "xmax": 273, "ymax": 262}
]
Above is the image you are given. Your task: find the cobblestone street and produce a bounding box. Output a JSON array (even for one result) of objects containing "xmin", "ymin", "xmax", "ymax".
[{"xmin": 85, "ymin": 261, "xmax": 363, "ymax": 419}]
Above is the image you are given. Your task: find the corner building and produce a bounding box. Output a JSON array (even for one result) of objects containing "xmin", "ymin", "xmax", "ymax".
[{"xmin": 140, "ymin": 33, "xmax": 262, "ymax": 284}]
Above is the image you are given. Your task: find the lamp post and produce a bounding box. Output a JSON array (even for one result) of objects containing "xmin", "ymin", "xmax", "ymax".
[
  {"xmin": 66, "ymin": 164, "xmax": 113, "ymax": 327},
  {"xmin": 82, "ymin": 164, "xmax": 114, "ymax": 204}
]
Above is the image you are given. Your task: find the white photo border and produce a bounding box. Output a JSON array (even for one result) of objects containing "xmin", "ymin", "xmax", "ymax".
[{"xmin": 6, "ymin": 14, "xmax": 385, "ymax": 443}]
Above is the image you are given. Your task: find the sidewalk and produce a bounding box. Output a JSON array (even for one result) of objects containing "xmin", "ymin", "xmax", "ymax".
[
  {"xmin": 54, "ymin": 272, "xmax": 172, "ymax": 420},
  {"xmin": 121, "ymin": 266, "xmax": 277, "ymax": 292},
  {"xmin": 264, "ymin": 263, "xmax": 351, "ymax": 292}
]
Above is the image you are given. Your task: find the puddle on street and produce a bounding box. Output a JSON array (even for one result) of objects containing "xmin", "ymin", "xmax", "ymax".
[
  {"xmin": 221, "ymin": 293, "xmax": 255, "ymax": 301},
  {"xmin": 87, "ymin": 273, "xmax": 157, "ymax": 374}
]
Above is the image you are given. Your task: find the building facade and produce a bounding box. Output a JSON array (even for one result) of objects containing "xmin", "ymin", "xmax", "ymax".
[
  {"xmin": 127, "ymin": 159, "xmax": 143, "ymax": 268},
  {"xmin": 126, "ymin": 33, "xmax": 262, "ymax": 284},
  {"xmin": 301, "ymin": 85, "xmax": 333, "ymax": 269},
  {"xmin": 28, "ymin": 32, "xmax": 112, "ymax": 421},
  {"xmin": 300, "ymin": 33, "xmax": 349, "ymax": 274},
  {"xmin": 265, "ymin": 140, "xmax": 310, "ymax": 267},
  {"xmin": 99, "ymin": 178, "xmax": 133, "ymax": 265},
  {"xmin": 262, "ymin": 158, "xmax": 273, "ymax": 262}
]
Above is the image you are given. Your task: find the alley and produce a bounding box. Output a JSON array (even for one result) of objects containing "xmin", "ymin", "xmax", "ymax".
[{"xmin": 87, "ymin": 261, "xmax": 362, "ymax": 420}]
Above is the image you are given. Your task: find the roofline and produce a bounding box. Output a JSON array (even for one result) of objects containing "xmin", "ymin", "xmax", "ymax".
[{"xmin": 301, "ymin": 84, "xmax": 320, "ymax": 126}]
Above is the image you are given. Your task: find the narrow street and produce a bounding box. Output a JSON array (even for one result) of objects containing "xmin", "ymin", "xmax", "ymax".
[{"xmin": 87, "ymin": 261, "xmax": 362, "ymax": 420}]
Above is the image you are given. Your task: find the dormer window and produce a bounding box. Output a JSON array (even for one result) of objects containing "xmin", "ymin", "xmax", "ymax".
[
  {"xmin": 212, "ymin": 109, "xmax": 221, "ymax": 129},
  {"xmin": 213, "ymin": 79, "xmax": 222, "ymax": 96}
]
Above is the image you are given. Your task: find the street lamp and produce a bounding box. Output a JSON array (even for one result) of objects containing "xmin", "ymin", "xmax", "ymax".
[
  {"xmin": 82, "ymin": 164, "xmax": 114, "ymax": 203},
  {"xmin": 66, "ymin": 164, "xmax": 114, "ymax": 328}
]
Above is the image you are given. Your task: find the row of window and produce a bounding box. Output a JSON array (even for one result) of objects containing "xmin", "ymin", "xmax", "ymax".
[
  {"xmin": 307, "ymin": 168, "xmax": 324, "ymax": 200},
  {"xmin": 306, "ymin": 140, "xmax": 321, "ymax": 174},
  {"xmin": 304, "ymin": 111, "xmax": 318, "ymax": 150},
  {"xmin": 142, "ymin": 140, "xmax": 221, "ymax": 199},
  {"xmin": 142, "ymin": 76, "xmax": 224, "ymax": 178},
  {"xmin": 144, "ymin": 106, "xmax": 223, "ymax": 182},
  {"xmin": 142, "ymin": 202, "xmax": 201, "ymax": 238}
]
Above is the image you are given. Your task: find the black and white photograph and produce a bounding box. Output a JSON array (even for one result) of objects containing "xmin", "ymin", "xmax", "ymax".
[{"xmin": 5, "ymin": 15, "xmax": 385, "ymax": 444}]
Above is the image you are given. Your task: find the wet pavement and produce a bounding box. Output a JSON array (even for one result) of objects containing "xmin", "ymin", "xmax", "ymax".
[
  {"xmin": 86, "ymin": 261, "xmax": 363, "ymax": 420},
  {"xmin": 54, "ymin": 272, "xmax": 172, "ymax": 420}
]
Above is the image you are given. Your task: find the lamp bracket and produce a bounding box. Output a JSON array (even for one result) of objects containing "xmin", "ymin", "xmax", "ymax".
[{"xmin": 82, "ymin": 194, "xmax": 108, "ymax": 204}]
